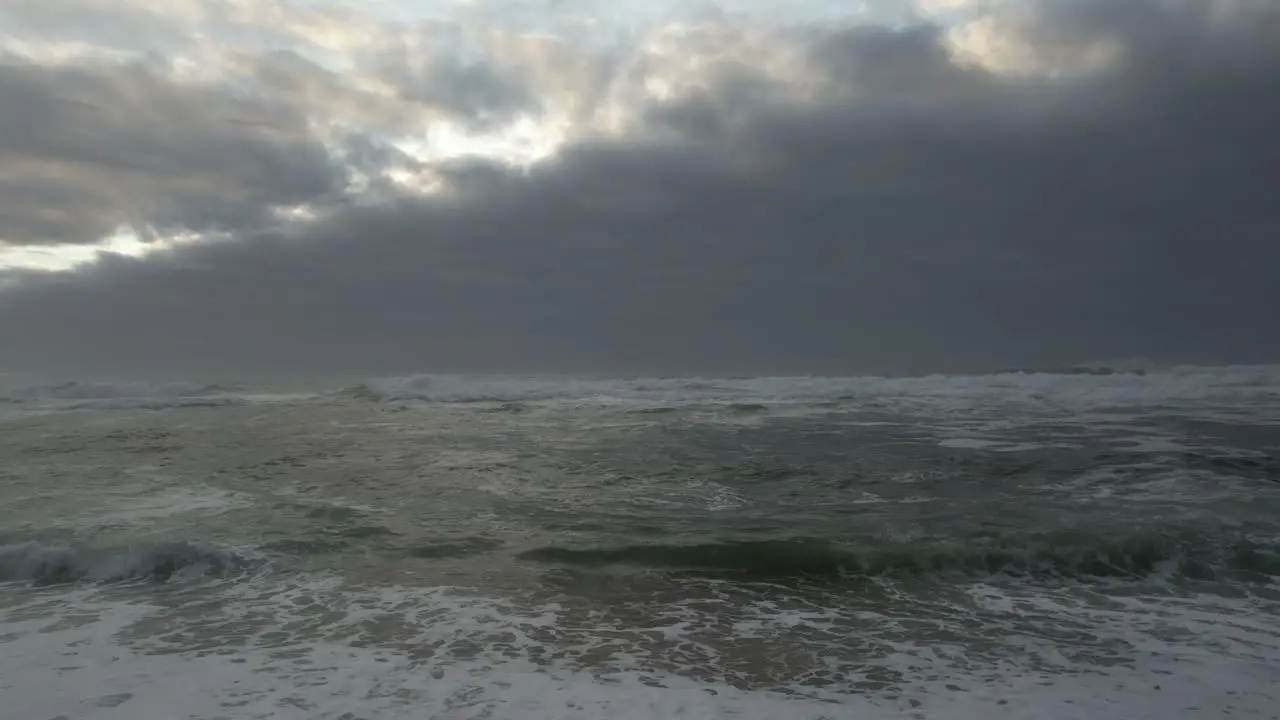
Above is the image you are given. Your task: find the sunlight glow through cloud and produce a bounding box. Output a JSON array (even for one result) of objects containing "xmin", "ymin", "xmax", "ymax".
[
  {"xmin": 0, "ymin": 0, "xmax": 1229, "ymax": 272},
  {"xmin": 0, "ymin": 227, "xmax": 197, "ymax": 272}
]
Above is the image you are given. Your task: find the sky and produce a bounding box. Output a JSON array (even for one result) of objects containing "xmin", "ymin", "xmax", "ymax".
[{"xmin": 0, "ymin": 0, "xmax": 1277, "ymax": 378}]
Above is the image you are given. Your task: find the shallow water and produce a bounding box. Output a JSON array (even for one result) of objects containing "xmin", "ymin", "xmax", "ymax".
[{"xmin": 2, "ymin": 368, "xmax": 1279, "ymax": 719}]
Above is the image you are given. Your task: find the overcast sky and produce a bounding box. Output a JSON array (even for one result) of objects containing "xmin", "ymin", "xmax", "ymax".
[{"xmin": 0, "ymin": 0, "xmax": 1276, "ymax": 379}]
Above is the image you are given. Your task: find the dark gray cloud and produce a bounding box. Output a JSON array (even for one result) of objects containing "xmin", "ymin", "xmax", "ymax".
[
  {"xmin": 0, "ymin": 56, "xmax": 343, "ymax": 245},
  {"xmin": 1, "ymin": 0, "xmax": 1278, "ymax": 377}
]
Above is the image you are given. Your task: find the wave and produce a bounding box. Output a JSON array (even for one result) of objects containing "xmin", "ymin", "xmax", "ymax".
[
  {"xmin": 2, "ymin": 380, "xmax": 229, "ymax": 400},
  {"xmin": 339, "ymin": 365, "xmax": 1280, "ymax": 408},
  {"xmin": 989, "ymin": 357, "xmax": 1163, "ymax": 376},
  {"xmin": 990, "ymin": 366, "xmax": 1146, "ymax": 377},
  {"xmin": 406, "ymin": 536, "xmax": 504, "ymax": 559},
  {"xmin": 333, "ymin": 383, "xmax": 385, "ymax": 402},
  {"xmin": 0, "ymin": 380, "xmax": 244, "ymax": 410},
  {"xmin": 338, "ymin": 375, "xmax": 645, "ymax": 404},
  {"xmin": 518, "ymin": 532, "xmax": 1280, "ymax": 582},
  {"xmin": 0, "ymin": 540, "xmax": 255, "ymax": 585}
]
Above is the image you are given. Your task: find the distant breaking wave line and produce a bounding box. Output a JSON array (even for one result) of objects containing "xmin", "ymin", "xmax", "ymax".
[
  {"xmin": 337, "ymin": 365, "xmax": 1280, "ymax": 407},
  {"xmin": 3, "ymin": 380, "xmax": 230, "ymax": 400},
  {"xmin": 0, "ymin": 380, "xmax": 247, "ymax": 410}
]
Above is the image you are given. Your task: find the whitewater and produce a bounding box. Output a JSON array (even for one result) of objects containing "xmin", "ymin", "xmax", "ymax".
[{"xmin": 2, "ymin": 366, "xmax": 1279, "ymax": 719}]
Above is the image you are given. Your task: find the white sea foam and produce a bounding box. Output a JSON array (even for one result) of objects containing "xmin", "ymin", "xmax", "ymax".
[
  {"xmin": 2, "ymin": 575, "xmax": 1277, "ymax": 720},
  {"xmin": 939, "ymin": 437, "xmax": 1007, "ymax": 450},
  {"xmin": 93, "ymin": 487, "xmax": 250, "ymax": 524},
  {"xmin": 688, "ymin": 480, "xmax": 750, "ymax": 511},
  {"xmin": 0, "ymin": 603, "xmax": 848, "ymax": 720}
]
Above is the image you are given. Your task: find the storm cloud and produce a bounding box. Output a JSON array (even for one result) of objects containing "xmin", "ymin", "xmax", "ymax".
[
  {"xmin": 0, "ymin": 0, "xmax": 1277, "ymax": 378},
  {"xmin": 0, "ymin": 58, "xmax": 343, "ymax": 245}
]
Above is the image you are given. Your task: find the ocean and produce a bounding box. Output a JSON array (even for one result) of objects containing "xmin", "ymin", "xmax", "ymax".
[{"xmin": 1, "ymin": 367, "xmax": 1279, "ymax": 719}]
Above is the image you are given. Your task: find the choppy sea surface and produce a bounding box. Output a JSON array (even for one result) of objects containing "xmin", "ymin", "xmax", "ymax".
[{"xmin": 2, "ymin": 366, "xmax": 1279, "ymax": 719}]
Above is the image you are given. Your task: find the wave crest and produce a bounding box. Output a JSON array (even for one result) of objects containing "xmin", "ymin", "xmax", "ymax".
[
  {"xmin": 518, "ymin": 533, "xmax": 1280, "ymax": 582},
  {"xmin": 0, "ymin": 540, "xmax": 256, "ymax": 585}
]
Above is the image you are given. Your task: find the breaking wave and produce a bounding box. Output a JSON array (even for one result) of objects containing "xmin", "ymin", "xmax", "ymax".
[
  {"xmin": 0, "ymin": 540, "xmax": 256, "ymax": 585},
  {"xmin": 519, "ymin": 531, "xmax": 1280, "ymax": 582},
  {"xmin": 341, "ymin": 365, "xmax": 1280, "ymax": 408}
]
